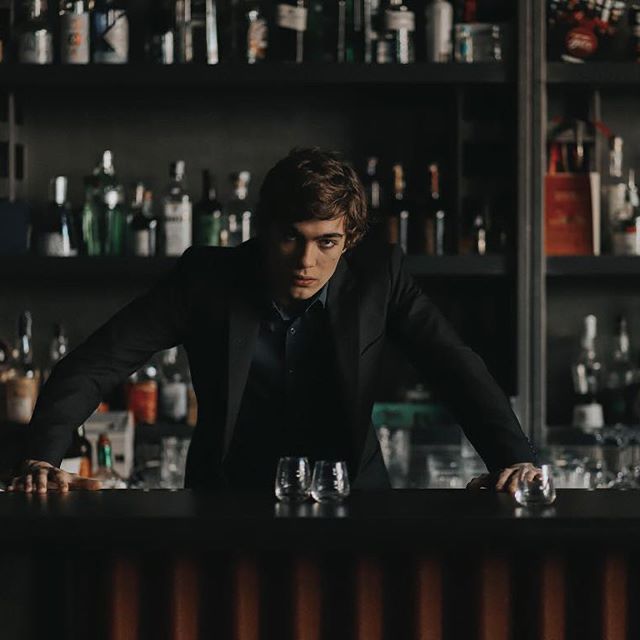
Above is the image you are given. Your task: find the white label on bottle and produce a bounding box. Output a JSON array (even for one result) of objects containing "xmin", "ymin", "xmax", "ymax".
[
  {"xmin": 133, "ymin": 230, "xmax": 151, "ymax": 257},
  {"xmin": 277, "ymin": 4, "xmax": 308, "ymax": 32},
  {"xmin": 164, "ymin": 201, "xmax": 192, "ymax": 256},
  {"xmin": 19, "ymin": 30, "xmax": 53, "ymax": 64},
  {"xmin": 39, "ymin": 233, "xmax": 77, "ymax": 257},
  {"xmin": 60, "ymin": 457, "xmax": 82, "ymax": 474},
  {"xmin": 61, "ymin": 13, "xmax": 90, "ymax": 64},
  {"xmin": 385, "ymin": 9, "xmax": 415, "ymax": 32},
  {"xmin": 161, "ymin": 382, "xmax": 188, "ymax": 421},
  {"xmin": 97, "ymin": 11, "xmax": 129, "ymax": 63}
]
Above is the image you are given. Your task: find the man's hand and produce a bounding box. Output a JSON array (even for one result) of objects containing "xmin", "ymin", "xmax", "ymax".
[
  {"xmin": 466, "ymin": 463, "xmax": 541, "ymax": 496},
  {"xmin": 7, "ymin": 460, "xmax": 102, "ymax": 494}
]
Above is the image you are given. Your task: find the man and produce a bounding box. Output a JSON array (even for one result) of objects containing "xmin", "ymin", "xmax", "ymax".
[{"xmin": 10, "ymin": 147, "xmax": 538, "ymax": 494}]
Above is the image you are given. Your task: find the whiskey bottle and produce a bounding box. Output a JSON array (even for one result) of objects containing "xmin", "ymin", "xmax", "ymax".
[
  {"xmin": 389, "ymin": 163, "xmax": 409, "ymax": 254},
  {"xmin": 93, "ymin": 433, "xmax": 127, "ymax": 488},
  {"xmin": 60, "ymin": 0, "xmax": 90, "ymax": 64},
  {"xmin": 38, "ymin": 176, "xmax": 78, "ymax": 257},
  {"xmin": 226, "ymin": 171, "xmax": 252, "ymax": 247},
  {"xmin": 92, "ymin": 0, "xmax": 129, "ymax": 64},
  {"xmin": 276, "ymin": 0, "xmax": 307, "ymax": 63},
  {"xmin": 194, "ymin": 169, "xmax": 224, "ymax": 246},
  {"xmin": 162, "ymin": 161, "xmax": 192, "ymax": 256},
  {"xmin": 128, "ymin": 183, "xmax": 157, "ymax": 257},
  {"xmin": 17, "ymin": 0, "xmax": 53, "ymax": 64},
  {"xmin": 383, "ymin": 0, "xmax": 415, "ymax": 64}
]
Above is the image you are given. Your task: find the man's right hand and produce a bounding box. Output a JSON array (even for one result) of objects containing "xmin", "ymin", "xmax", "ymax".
[{"xmin": 8, "ymin": 460, "xmax": 102, "ymax": 494}]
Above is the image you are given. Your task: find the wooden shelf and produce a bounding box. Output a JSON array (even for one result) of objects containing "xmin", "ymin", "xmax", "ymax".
[
  {"xmin": 547, "ymin": 62, "xmax": 640, "ymax": 86},
  {"xmin": 547, "ymin": 255, "xmax": 640, "ymax": 277},
  {"xmin": 1, "ymin": 254, "xmax": 508, "ymax": 281},
  {"xmin": 0, "ymin": 62, "xmax": 512, "ymax": 90}
]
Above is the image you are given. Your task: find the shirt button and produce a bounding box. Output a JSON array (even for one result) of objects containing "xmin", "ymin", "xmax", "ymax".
[
  {"xmin": 288, "ymin": 368, "xmax": 294, "ymax": 375},
  {"xmin": 289, "ymin": 327, "xmax": 296, "ymax": 335}
]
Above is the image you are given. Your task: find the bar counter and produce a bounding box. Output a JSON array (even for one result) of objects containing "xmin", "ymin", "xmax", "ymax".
[{"xmin": 2, "ymin": 489, "xmax": 639, "ymax": 639}]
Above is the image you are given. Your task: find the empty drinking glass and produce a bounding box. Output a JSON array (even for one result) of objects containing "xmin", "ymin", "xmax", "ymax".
[
  {"xmin": 274, "ymin": 456, "xmax": 311, "ymax": 502},
  {"xmin": 514, "ymin": 464, "xmax": 556, "ymax": 506},
  {"xmin": 310, "ymin": 460, "xmax": 350, "ymax": 503}
]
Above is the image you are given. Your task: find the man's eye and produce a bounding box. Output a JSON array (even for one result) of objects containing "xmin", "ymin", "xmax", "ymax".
[{"xmin": 318, "ymin": 239, "xmax": 336, "ymax": 248}]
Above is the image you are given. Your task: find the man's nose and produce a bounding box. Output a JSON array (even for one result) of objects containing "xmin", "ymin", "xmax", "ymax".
[{"xmin": 297, "ymin": 242, "xmax": 316, "ymax": 268}]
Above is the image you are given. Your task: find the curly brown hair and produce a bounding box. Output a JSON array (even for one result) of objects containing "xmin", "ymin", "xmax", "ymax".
[{"xmin": 256, "ymin": 147, "xmax": 368, "ymax": 249}]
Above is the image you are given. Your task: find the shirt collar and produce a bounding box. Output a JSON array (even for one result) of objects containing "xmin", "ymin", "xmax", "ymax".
[{"xmin": 272, "ymin": 283, "xmax": 328, "ymax": 322}]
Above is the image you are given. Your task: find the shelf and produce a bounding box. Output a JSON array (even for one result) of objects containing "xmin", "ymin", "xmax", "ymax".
[
  {"xmin": 547, "ymin": 256, "xmax": 640, "ymax": 277},
  {"xmin": 0, "ymin": 62, "xmax": 512, "ymax": 90},
  {"xmin": 1, "ymin": 254, "xmax": 508, "ymax": 281},
  {"xmin": 547, "ymin": 62, "xmax": 640, "ymax": 86}
]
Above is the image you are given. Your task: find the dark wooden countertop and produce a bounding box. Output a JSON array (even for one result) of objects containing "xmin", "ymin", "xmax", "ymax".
[{"xmin": 2, "ymin": 489, "xmax": 640, "ymax": 549}]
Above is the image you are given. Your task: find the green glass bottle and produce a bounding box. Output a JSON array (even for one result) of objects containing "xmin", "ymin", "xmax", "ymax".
[
  {"xmin": 194, "ymin": 169, "xmax": 224, "ymax": 246},
  {"xmin": 104, "ymin": 188, "xmax": 125, "ymax": 256}
]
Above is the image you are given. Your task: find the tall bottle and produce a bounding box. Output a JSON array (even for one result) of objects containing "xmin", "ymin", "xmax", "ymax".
[
  {"xmin": 363, "ymin": 156, "xmax": 382, "ymax": 223},
  {"xmin": 163, "ymin": 161, "xmax": 192, "ymax": 256},
  {"xmin": 276, "ymin": 0, "xmax": 307, "ymax": 63},
  {"xmin": 383, "ymin": 0, "xmax": 415, "ymax": 64},
  {"xmin": 603, "ymin": 316, "xmax": 634, "ymax": 426},
  {"xmin": 192, "ymin": 0, "xmax": 219, "ymax": 64},
  {"xmin": 38, "ymin": 176, "xmax": 78, "ymax": 257},
  {"xmin": 128, "ymin": 183, "xmax": 157, "ymax": 257},
  {"xmin": 226, "ymin": 171, "xmax": 252, "ymax": 247},
  {"xmin": 194, "ymin": 170, "xmax": 224, "ymax": 246},
  {"xmin": 604, "ymin": 136, "xmax": 626, "ymax": 253},
  {"xmin": 5, "ymin": 311, "xmax": 39, "ymax": 425},
  {"xmin": 159, "ymin": 347, "xmax": 188, "ymax": 422},
  {"xmin": 104, "ymin": 187, "xmax": 125, "ymax": 256},
  {"xmin": 425, "ymin": 0, "xmax": 453, "ymax": 62},
  {"xmin": 245, "ymin": 1, "xmax": 268, "ymax": 63},
  {"xmin": 92, "ymin": 0, "xmax": 129, "ymax": 64},
  {"xmin": 59, "ymin": 0, "xmax": 90, "ymax": 64},
  {"xmin": 81, "ymin": 179, "xmax": 102, "ymax": 256},
  {"xmin": 17, "ymin": 0, "xmax": 53, "ymax": 64},
  {"xmin": 146, "ymin": 0, "xmax": 174, "ymax": 63},
  {"xmin": 91, "ymin": 150, "xmax": 123, "ymax": 253},
  {"xmin": 93, "ymin": 433, "xmax": 127, "ymax": 488},
  {"xmin": 388, "ymin": 163, "xmax": 409, "ymax": 254},
  {"xmin": 572, "ymin": 314, "xmax": 604, "ymax": 431},
  {"xmin": 427, "ymin": 162, "xmax": 445, "ymax": 255},
  {"xmin": 175, "ymin": 0, "xmax": 194, "ymax": 63},
  {"xmin": 364, "ymin": 0, "xmax": 383, "ymax": 63}
]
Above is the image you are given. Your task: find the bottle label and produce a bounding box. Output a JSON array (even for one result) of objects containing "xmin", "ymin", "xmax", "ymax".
[
  {"xmin": 247, "ymin": 18, "xmax": 268, "ymax": 62},
  {"xmin": 128, "ymin": 381, "xmax": 158, "ymax": 424},
  {"xmin": 164, "ymin": 202, "xmax": 192, "ymax": 256},
  {"xmin": 39, "ymin": 233, "xmax": 77, "ymax": 257},
  {"xmin": 6, "ymin": 377, "xmax": 38, "ymax": 424},
  {"xmin": 277, "ymin": 4, "xmax": 308, "ymax": 32},
  {"xmin": 94, "ymin": 10, "xmax": 129, "ymax": 63},
  {"xmin": 19, "ymin": 31, "xmax": 53, "ymax": 64},
  {"xmin": 161, "ymin": 382, "xmax": 188, "ymax": 421},
  {"xmin": 61, "ymin": 13, "xmax": 90, "ymax": 64},
  {"xmin": 384, "ymin": 10, "xmax": 415, "ymax": 32},
  {"xmin": 133, "ymin": 230, "xmax": 151, "ymax": 256}
]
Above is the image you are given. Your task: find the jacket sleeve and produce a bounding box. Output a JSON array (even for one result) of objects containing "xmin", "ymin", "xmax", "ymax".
[
  {"xmin": 24, "ymin": 249, "xmax": 193, "ymax": 467},
  {"xmin": 385, "ymin": 246, "xmax": 536, "ymax": 472}
]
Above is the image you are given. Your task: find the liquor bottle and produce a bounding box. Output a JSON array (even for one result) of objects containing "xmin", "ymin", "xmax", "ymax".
[
  {"xmin": 604, "ymin": 136, "xmax": 626, "ymax": 252},
  {"xmin": 60, "ymin": 0, "xmax": 90, "ymax": 64},
  {"xmin": 92, "ymin": 0, "xmax": 129, "ymax": 64},
  {"xmin": 363, "ymin": 0, "xmax": 383, "ymax": 63},
  {"xmin": 93, "ymin": 433, "xmax": 127, "ymax": 488},
  {"xmin": 16, "ymin": 0, "xmax": 53, "ymax": 64},
  {"xmin": 163, "ymin": 160, "xmax": 192, "ymax": 256},
  {"xmin": 38, "ymin": 176, "xmax": 78, "ymax": 257},
  {"xmin": 388, "ymin": 163, "xmax": 409, "ymax": 254},
  {"xmin": 572, "ymin": 314, "xmax": 604, "ymax": 431},
  {"xmin": 146, "ymin": 0, "xmax": 174, "ymax": 63},
  {"xmin": 276, "ymin": 0, "xmax": 307, "ymax": 63},
  {"xmin": 91, "ymin": 150, "xmax": 123, "ymax": 239},
  {"xmin": 611, "ymin": 169, "xmax": 640, "ymax": 256},
  {"xmin": 159, "ymin": 347, "xmax": 188, "ymax": 422},
  {"xmin": 363, "ymin": 156, "xmax": 382, "ymax": 223},
  {"xmin": 245, "ymin": 1, "xmax": 268, "ymax": 63},
  {"xmin": 60, "ymin": 425, "xmax": 93, "ymax": 476},
  {"xmin": 175, "ymin": 0, "xmax": 194, "ymax": 63},
  {"xmin": 104, "ymin": 187, "xmax": 125, "ymax": 256},
  {"xmin": 81, "ymin": 179, "xmax": 102, "ymax": 256},
  {"xmin": 193, "ymin": 169, "xmax": 224, "ymax": 246},
  {"xmin": 192, "ymin": 0, "xmax": 219, "ymax": 64},
  {"xmin": 226, "ymin": 171, "xmax": 252, "ymax": 247},
  {"xmin": 383, "ymin": 0, "xmax": 415, "ymax": 64},
  {"xmin": 425, "ymin": 0, "xmax": 453, "ymax": 62},
  {"xmin": 5, "ymin": 311, "xmax": 40, "ymax": 425},
  {"xmin": 306, "ymin": 0, "xmax": 330, "ymax": 62},
  {"xmin": 128, "ymin": 183, "xmax": 157, "ymax": 256},
  {"xmin": 43, "ymin": 323, "xmax": 69, "ymax": 383},
  {"xmin": 603, "ymin": 316, "xmax": 634, "ymax": 426},
  {"xmin": 126, "ymin": 364, "xmax": 158, "ymax": 425},
  {"xmin": 472, "ymin": 213, "xmax": 487, "ymax": 255},
  {"xmin": 428, "ymin": 163, "xmax": 445, "ymax": 255}
]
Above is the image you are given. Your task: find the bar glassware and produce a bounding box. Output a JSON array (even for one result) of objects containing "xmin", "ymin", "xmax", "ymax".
[
  {"xmin": 514, "ymin": 464, "xmax": 556, "ymax": 506},
  {"xmin": 310, "ymin": 460, "xmax": 350, "ymax": 503},
  {"xmin": 275, "ymin": 456, "xmax": 311, "ymax": 502}
]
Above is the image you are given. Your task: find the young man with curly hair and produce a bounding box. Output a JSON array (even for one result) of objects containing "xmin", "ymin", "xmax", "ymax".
[{"xmin": 11, "ymin": 147, "xmax": 537, "ymax": 494}]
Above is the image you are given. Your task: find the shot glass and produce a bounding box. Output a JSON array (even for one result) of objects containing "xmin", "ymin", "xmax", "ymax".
[
  {"xmin": 274, "ymin": 456, "xmax": 311, "ymax": 502},
  {"xmin": 310, "ymin": 460, "xmax": 350, "ymax": 503}
]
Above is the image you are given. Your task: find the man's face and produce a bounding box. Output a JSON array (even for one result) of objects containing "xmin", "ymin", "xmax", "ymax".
[{"xmin": 266, "ymin": 216, "xmax": 347, "ymax": 304}]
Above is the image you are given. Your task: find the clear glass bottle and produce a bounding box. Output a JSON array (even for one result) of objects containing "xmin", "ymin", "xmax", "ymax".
[
  {"xmin": 38, "ymin": 176, "xmax": 78, "ymax": 257},
  {"xmin": 383, "ymin": 0, "xmax": 415, "ymax": 64},
  {"xmin": 163, "ymin": 161, "xmax": 192, "ymax": 256},
  {"xmin": 226, "ymin": 171, "xmax": 252, "ymax": 247},
  {"xmin": 17, "ymin": 0, "xmax": 53, "ymax": 64},
  {"xmin": 159, "ymin": 347, "xmax": 188, "ymax": 422},
  {"xmin": 59, "ymin": 0, "xmax": 90, "ymax": 64},
  {"xmin": 572, "ymin": 314, "xmax": 604, "ymax": 431},
  {"xmin": 92, "ymin": 0, "xmax": 129, "ymax": 64},
  {"xmin": 128, "ymin": 183, "xmax": 157, "ymax": 256},
  {"xmin": 194, "ymin": 170, "xmax": 224, "ymax": 246},
  {"xmin": 93, "ymin": 433, "xmax": 127, "ymax": 488}
]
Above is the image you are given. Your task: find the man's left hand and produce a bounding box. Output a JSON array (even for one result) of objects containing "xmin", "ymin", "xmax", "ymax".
[{"xmin": 466, "ymin": 463, "xmax": 541, "ymax": 496}]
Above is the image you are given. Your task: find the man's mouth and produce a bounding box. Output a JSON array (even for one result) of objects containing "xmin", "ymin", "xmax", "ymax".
[{"xmin": 292, "ymin": 275, "xmax": 316, "ymax": 286}]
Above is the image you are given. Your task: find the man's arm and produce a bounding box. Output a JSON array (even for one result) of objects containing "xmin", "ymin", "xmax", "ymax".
[
  {"xmin": 23, "ymin": 249, "xmax": 192, "ymax": 469},
  {"xmin": 385, "ymin": 246, "xmax": 537, "ymax": 474}
]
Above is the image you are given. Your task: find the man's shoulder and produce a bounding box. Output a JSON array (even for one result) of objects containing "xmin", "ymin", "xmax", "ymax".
[{"xmin": 345, "ymin": 236, "xmax": 400, "ymax": 280}]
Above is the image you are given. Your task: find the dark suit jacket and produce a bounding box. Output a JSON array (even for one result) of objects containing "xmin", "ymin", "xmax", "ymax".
[{"xmin": 25, "ymin": 238, "xmax": 536, "ymax": 489}]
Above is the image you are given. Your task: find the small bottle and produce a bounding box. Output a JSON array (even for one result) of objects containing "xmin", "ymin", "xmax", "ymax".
[
  {"xmin": 246, "ymin": 2, "xmax": 268, "ymax": 63},
  {"xmin": 104, "ymin": 188, "xmax": 125, "ymax": 256},
  {"xmin": 194, "ymin": 170, "xmax": 224, "ymax": 246},
  {"xmin": 60, "ymin": 0, "xmax": 90, "ymax": 64},
  {"xmin": 128, "ymin": 183, "xmax": 157, "ymax": 257},
  {"xmin": 38, "ymin": 176, "xmax": 78, "ymax": 257},
  {"xmin": 93, "ymin": 433, "xmax": 127, "ymax": 488},
  {"xmin": 159, "ymin": 347, "xmax": 188, "ymax": 422},
  {"xmin": 275, "ymin": 0, "xmax": 307, "ymax": 63},
  {"xmin": 5, "ymin": 311, "xmax": 40, "ymax": 425},
  {"xmin": 363, "ymin": 157, "xmax": 382, "ymax": 222},
  {"xmin": 226, "ymin": 172, "xmax": 252, "ymax": 247},
  {"xmin": 17, "ymin": 0, "xmax": 53, "ymax": 64},
  {"xmin": 388, "ymin": 163, "xmax": 409, "ymax": 254},
  {"xmin": 425, "ymin": 0, "xmax": 453, "ymax": 63},
  {"xmin": 383, "ymin": 0, "xmax": 415, "ymax": 64},
  {"xmin": 473, "ymin": 214, "xmax": 487, "ymax": 256},
  {"xmin": 163, "ymin": 161, "xmax": 192, "ymax": 256},
  {"xmin": 92, "ymin": 0, "xmax": 129, "ymax": 64}
]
